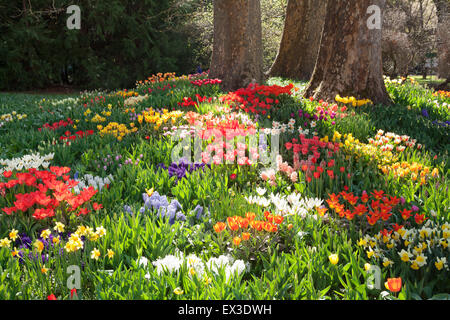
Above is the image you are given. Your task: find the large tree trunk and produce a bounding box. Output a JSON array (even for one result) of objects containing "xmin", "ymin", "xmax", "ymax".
[
  {"xmin": 304, "ymin": 0, "xmax": 392, "ymax": 105},
  {"xmin": 209, "ymin": 0, "xmax": 263, "ymax": 91},
  {"xmin": 268, "ymin": 0, "xmax": 327, "ymax": 80},
  {"xmin": 433, "ymin": 0, "xmax": 449, "ymax": 86}
]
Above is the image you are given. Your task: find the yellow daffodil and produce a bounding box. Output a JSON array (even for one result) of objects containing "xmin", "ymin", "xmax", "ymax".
[
  {"xmin": 41, "ymin": 265, "xmax": 49, "ymax": 274},
  {"xmin": 40, "ymin": 229, "xmax": 51, "ymax": 240},
  {"xmin": 54, "ymin": 222, "xmax": 65, "ymax": 233},
  {"xmin": 9, "ymin": 229, "xmax": 19, "ymax": 241},
  {"xmin": 90, "ymin": 248, "xmax": 101, "ymax": 260},
  {"xmin": 173, "ymin": 287, "xmax": 184, "ymax": 295},
  {"xmin": 0, "ymin": 238, "xmax": 12, "ymax": 248},
  {"xmin": 106, "ymin": 249, "xmax": 115, "ymax": 259},
  {"xmin": 34, "ymin": 240, "xmax": 44, "ymax": 253}
]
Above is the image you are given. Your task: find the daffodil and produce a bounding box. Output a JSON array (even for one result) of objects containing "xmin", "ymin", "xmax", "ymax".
[
  {"xmin": 435, "ymin": 257, "xmax": 447, "ymax": 271},
  {"xmin": 34, "ymin": 240, "xmax": 44, "ymax": 253},
  {"xmin": 382, "ymin": 258, "xmax": 393, "ymax": 267},
  {"xmin": 40, "ymin": 229, "xmax": 51, "ymax": 239},
  {"xmin": 173, "ymin": 287, "xmax": 184, "ymax": 295},
  {"xmin": 9, "ymin": 229, "xmax": 19, "ymax": 241},
  {"xmin": 90, "ymin": 248, "xmax": 101, "ymax": 260},
  {"xmin": 54, "ymin": 222, "xmax": 65, "ymax": 233},
  {"xmin": 106, "ymin": 249, "xmax": 115, "ymax": 259},
  {"xmin": 96, "ymin": 226, "xmax": 106, "ymax": 238},
  {"xmin": 0, "ymin": 238, "xmax": 12, "ymax": 248},
  {"xmin": 41, "ymin": 265, "xmax": 49, "ymax": 274},
  {"xmin": 398, "ymin": 249, "xmax": 412, "ymax": 262}
]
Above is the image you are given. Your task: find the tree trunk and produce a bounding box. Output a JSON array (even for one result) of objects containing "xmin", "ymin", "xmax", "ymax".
[
  {"xmin": 209, "ymin": 0, "xmax": 263, "ymax": 91},
  {"xmin": 267, "ymin": 0, "xmax": 327, "ymax": 80},
  {"xmin": 304, "ymin": 0, "xmax": 392, "ymax": 105},
  {"xmin": 433, "ymin": 0, "xmax": 449, "ymax": 83}
]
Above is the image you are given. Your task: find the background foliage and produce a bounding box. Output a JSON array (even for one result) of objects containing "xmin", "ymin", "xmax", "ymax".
[{"xmin": 0, "ymin": 0, "xmax": 205, "ymax": 90}]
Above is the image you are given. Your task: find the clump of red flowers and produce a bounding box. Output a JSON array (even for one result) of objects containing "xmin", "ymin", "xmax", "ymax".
[
  {"xmin": 325, "ymin": 189, "xmax": 428, "ymax": 232},
  {"xmin": 219, "ymin": 83, "xmax": 294, "ymax": 115},
  {"xmin": 0, "ymin": 167, "xmax": 100, "ymax": 221},
  {"xmin": 38, "ymin": 118, "xmax": 74, "ymax": 132},
  {"xmin": 190, "ymin": 79, "xmax": 222, "ymax": 87},
  {"xmin": 178, "ymin": 94, "xmax": 213, "ymax": 108},
  {"xmin": 59, "ymin": 130, "xmax": 94, "ymax": 145}
]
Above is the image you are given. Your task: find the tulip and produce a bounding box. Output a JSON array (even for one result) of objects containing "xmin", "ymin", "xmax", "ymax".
[
  {"xmin": 385, "ymin": 277, "xmax": 402, "ymax": 293},
  {"xmin": 328, "ymin": 254, "xmax": 339, "ymax": 265}
]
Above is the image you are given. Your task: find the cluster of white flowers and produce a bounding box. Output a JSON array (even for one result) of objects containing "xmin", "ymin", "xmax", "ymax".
[
  {"xmin": 44, "ymin": 97, "xmax": 80, "ymax": 108},
  {"xmin": 271, "ymin": 119, "xmax": 296, "ymax": 134},
  {"xmin": 261, "ymin": 119, "xmax": 315, "ymax": 137},
  {"xmin": 124, "ymin": 94, "xmax": 148, "ymax": 107},
  {"xmin": 72, "ymin": 174, "xmax": 113, "ymax": 193},
  {"xmin": 383, "ymin": 76, "xmax": 403, "ymax": 85},
  {"xmin": 142, "ymin": 253, "xmax": 249, "ymax": 282},
  {"xmin": 430, "ymin": 99, "xmax": 449, "ymax": 111},
  {"xmin": 152, "ymin": 254, "xmax": 185, "ymax": 275},
  {"xmin": 245, "ymin": 188, "xmax": 324, "ymax": 218},
  {"xmin": 0, "ymin": 152, "xmax": 54, "ymax": 174},
  {"xmin": 163, "ymin": 125, "xmax": 198, "ymax": 138}
]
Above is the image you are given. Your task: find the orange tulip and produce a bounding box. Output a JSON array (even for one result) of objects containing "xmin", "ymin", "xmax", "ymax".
[
  {"xmin": 251, "ymin": 220, "xmax": 263, "ymax": 231},
  {"xmin": 273, "ymin": 215, "xmax": 284, "ymax": 224},
  {"xmin": 239, "ymin": 218, "xmax": 250, "ymax": 229},
  {"xmin": 386, "ymin": 277, "xmax": 402, "ymax": 293},
  {"xmin": 227, "ymin": 217, "xmax": 239, "ymax": 231},
  {"xmin": 233, "ymin": 236, "xmax": 241, "ymax": 246},
  {"xmin": 246, "ymin": 212, "xmax": 256, "ymax": 221},
  {"xmin": 242, "ymin": 232, "xmax": 251, "ymax": 241},
  {"xmin": 213, "ymin": 222, "xmax": 226, "ymax": 233}
]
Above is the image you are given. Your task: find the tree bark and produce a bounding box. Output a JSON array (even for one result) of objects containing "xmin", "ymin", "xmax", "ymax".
[
  {"xmin": 268, "ymin": 0, "xmax": 327, "ymax": 80},
  {"xmin": 209, "ymin": 0, "xmax": 263, "ymax": 91},
  {"xmin": 433, "ymin": 0, "xmax": 449, "ymax": 83},
  {"xmin": 305, "ymin": 0, "xmax": 392, "ymax": 105}
]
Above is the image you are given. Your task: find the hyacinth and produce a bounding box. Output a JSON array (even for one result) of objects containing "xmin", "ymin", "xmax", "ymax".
[
  {"xmin": 122, "ymin": 191, "xmax": 207, "ymax": 225},
  {"xmin": 72, "ymin": 173, "xmax": 113, "ymax": 194},
  {"xmin": 158, "ymin": 160, "xmax": 207, "ymax": 182}
]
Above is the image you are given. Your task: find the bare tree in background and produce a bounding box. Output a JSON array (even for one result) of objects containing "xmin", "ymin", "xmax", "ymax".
[{"xmin": 384, "ymin": 0, "xmax": 437, "ymax": 79}]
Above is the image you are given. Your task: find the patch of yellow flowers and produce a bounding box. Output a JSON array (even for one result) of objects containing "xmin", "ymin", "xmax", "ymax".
[
  {"xmin": 380, "ymin": 161, "xmax": 439, "ymax": 184},
  {"xmin": 136, "ymin": 72, "xmax": 189, "ymax": 87},
  {"xmin": 98, "ymin": 122, "xmax": 138, "ymax": 141},
  {"xmin": 116, "ymin": 90, "xmax": 139, "ymax": 98},
  {"xmin": 333, "ymin": 131, "xmax": 398, "ymax": 165},
  {"xmin": 1, "ymin": 111, "xmax": 27, "ymax": 122},
  {"xmin": 333, "ymin": 130, "xmax": 439, "ymax": 185},
  {"xmin": 335, "ymin": 95, "xmax": 373, "ymax": 107},
  {"xmin": 137, "ymin": 108, "xmax": 183, "ymax": 131},
  {"xmin": 358, "ymin": 221, "xmax": 449, "ymax": 271}
]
